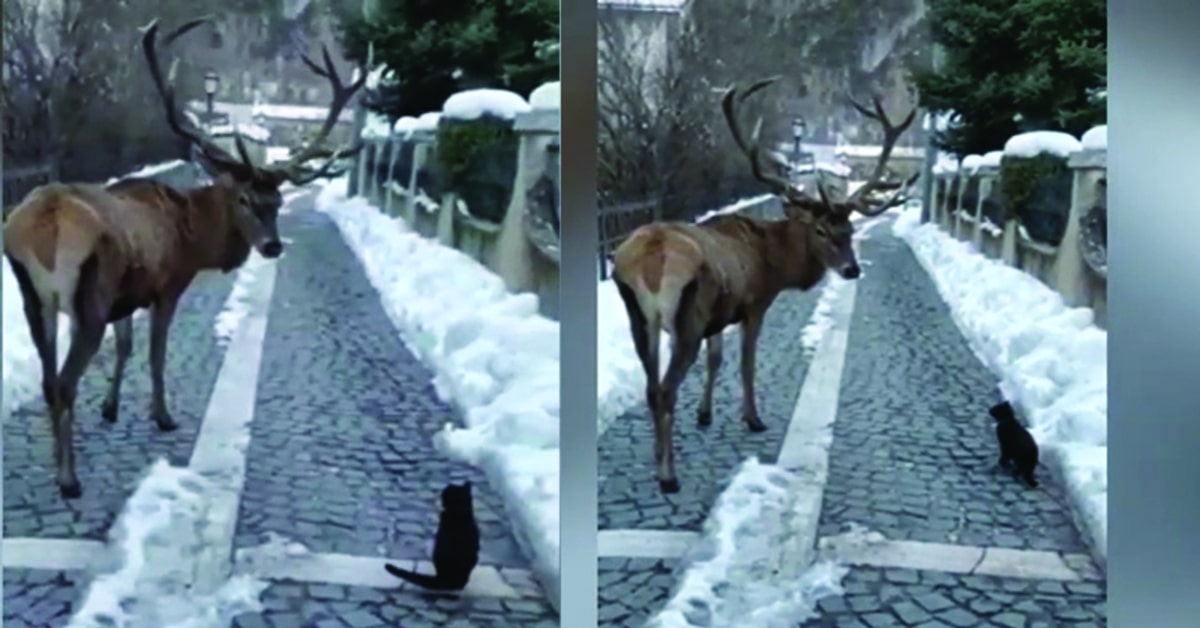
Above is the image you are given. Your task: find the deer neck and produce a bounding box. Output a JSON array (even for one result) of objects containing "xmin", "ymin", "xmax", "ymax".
[
  {"xmin": 184, "ymin": 184, "xmax": 253, "ymax": 274},
  {"xmin": 760, "ymin": 219, "xmax": 829, "ymax": 292}
]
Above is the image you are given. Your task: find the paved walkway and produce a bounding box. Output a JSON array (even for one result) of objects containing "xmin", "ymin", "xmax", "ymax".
[
  {"xmin": 597, "ymin": 215, "xmax": 1106, "ymax": 627},
  {"xmin": 3, "ymin": 189, "xmax": 556, "ymax": 627}
]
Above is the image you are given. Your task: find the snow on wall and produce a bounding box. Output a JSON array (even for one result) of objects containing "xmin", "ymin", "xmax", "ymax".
[
  {"xmin": 442, "ymin": 89, "xmax": 531, "ymax": 121},
  {"xmin": 1003, "ymin": 131, "xmax": 1083, "ymax": 159}
]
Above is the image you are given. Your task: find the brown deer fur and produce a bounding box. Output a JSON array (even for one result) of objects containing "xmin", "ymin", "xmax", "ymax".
[
  {"xmin": 3, "ymin": 16, "xmax": 363, "ymax": 499},
  {"xmin": 614, "ymin": 76, "xmax": 915, "ymax": 493}
]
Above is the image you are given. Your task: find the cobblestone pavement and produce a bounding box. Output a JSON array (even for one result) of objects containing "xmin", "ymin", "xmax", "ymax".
[
  {"xmin": 597, "ymin": 558, "xmax": 678, "ymax": 628},
  {"xmin": 3, "ymin": 191, "xmax": 556, "ymax": 626},
  {"xmin": 801, "ymin": 566, "xmax": 1106, "ymax": 628}
]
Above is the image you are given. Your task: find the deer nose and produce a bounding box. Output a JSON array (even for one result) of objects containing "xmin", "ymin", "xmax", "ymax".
[
  {"xmin": 841, "ymin": 264, "xmax": 861, "ymax": 280},
  {"xmin": 259, "ymin": 239, "xmax": 283, "ymax": 259}
]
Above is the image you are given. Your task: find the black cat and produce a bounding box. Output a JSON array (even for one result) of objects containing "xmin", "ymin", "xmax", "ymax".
[
  {"xmin": 385, "ymin": 482, "xmax": 480, "ymax": 591},
  {"xmin": 990, "ymin": 401, "xmax": 1039, "ymax": 488}
]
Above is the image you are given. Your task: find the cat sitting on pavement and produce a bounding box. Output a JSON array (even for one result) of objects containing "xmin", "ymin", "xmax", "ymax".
[{"xmin": 385, "ymin": 481, "xmax": 480, "ymax": 591}]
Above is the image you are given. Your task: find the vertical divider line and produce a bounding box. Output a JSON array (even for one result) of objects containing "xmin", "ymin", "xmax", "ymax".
[{"xmin": 560, "ymin": 0, "xmax": 600, "ymax": 624}]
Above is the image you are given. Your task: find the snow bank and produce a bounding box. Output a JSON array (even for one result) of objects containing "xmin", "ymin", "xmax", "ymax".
[
  {"xmin": 980, "ymin": 150, "xmax": 1004, "ymax": 169},
  {"xmin": 214, "ymin": 251, "xmax": 274, "ymax": 347},
  {"xmin": 529, "ymin": 81, "xmax": 561, "ymax": 110},
  {"xmin": 68, "ymin": 460, "xmax": 268, "ymax": 628},
  {"xmin": 360, "ymin": 112, "xmax": 392, "ymax": 139},
  {"xmin": 313, "ymin": 179, "xmax": 560, "ymax": 601},
  {"xmin": 892, "ymin": 207, "xmax": 1107, "ymax": 561},
  {"xmin": 961, "ymin": 154, "xmax": 984, "ymax": 174},
  {"xmin": 597, "ymin": 194, "xmax": 776, "ymax": 436},
  {"xmin": 252, "ymin": 103, "xmax": 353, "ymax": 123},
  {"xmin": 414, "ymin": 112, "xmax": 441, "ymax": 132},
  {"xmin": 442, "ymin": 88, "xmax": 531, "ymax": 121},
  {"xmin": 647, "ymin": 459, "xmax": 849, "ymax": 628},
  {"xmin": 1081, "ymin": 125, "xmax": 1107, "ymax": 151},
  {"xmin": 1003, "ymin": 131, "xmax": 1083, "ymax": 159},
  {"xmin": 210, "ymin": 123, "xmax": 272, "ymax": 143}
]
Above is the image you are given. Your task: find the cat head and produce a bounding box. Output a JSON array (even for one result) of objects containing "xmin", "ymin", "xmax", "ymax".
[
  {"xmin": 441, "ymin": 481, "xmax": 473, "ymax": 511},
  {"xmin": 988, "ymin": 401, "xmax": 1015, "ymax": 422}
]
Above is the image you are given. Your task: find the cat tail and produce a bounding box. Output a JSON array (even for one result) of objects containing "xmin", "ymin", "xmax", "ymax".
[{"xmin": 385, "ymin": 563, "xmax": 466, "ymax": 591}]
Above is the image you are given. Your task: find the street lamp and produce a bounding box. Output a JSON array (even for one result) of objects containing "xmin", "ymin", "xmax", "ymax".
[
  {"xmin": 791, "ymin": 116, "xmax": 807, "ymax": 159},
  {"xmin": 204, "ymin": 69, "xmax": 220, "ymax": 131}
]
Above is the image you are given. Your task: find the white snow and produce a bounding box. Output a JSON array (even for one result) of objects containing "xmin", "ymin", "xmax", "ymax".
[
  {"xmin": 980, "ymin": 150, "xmax": 1004, "ymax": 169},
  {"xmin": 209, "ymin": 123, "xmax": 272, "ymax": 143},
  {"xmin": 892, "ymin": 206, "xmax": 1107, "ymax": 560},
  {"xmin": 359, "ymin": 112, "xmax": 392, "ymax": 139},
  {"xmin": 67, "ymin": 459, "xmax": 269, "ymax": 628},
  {"xmin": 961, "ymin": 154, "xmax": 984, "ymax": 174},
  {"xmin": 646, "ymin": 459, "xmax": 849, "ymax": 628},
  {"xmin": 414, "ymin": 112, "xmax": 441, "ymax": 132},
  {"xmin": 816, "ymin": 161, "xmax": 852, "ymax": 178},
  {"xmin": 214, "ymin": 251, "xmax": 275, "ymax": 347},
  {"xmin": 529, "ymin": 81, "xmax": 561, "ymax": 111},
  {"xmin": 1003, "ymin": 131, "xmax": 1083, "ymax": 159},
  {"xmin": 393, "ymin": 116, "xmax": 419, "ymax": 138},
  {"xmin": 441, "ymin": 88, "xmax": 532, "ymax": 121},
  {"xmin": 116, "ymin": 160, "xmax": 191, "ymax": 182},
  {"xmin": 801, "ymin": 276, "xmax": 849, "ymax": 354},
  {"xmin": 251, "ymin": 103, "xmax": 353, "ymax": 123},
  {"xmin": 695, "ymin": 194, "xmax": 776, "ymax": 223},
  {"xmin": 1081, "ymin": 125, "xmax": 1107, "ymax": 151},
  {"xmin": 312, "ymin": 178, "xmax": 560, "ymax": 599},
  {"xmin": 265, "ymin": 146, "xmax": 291, "ymax": 164}
]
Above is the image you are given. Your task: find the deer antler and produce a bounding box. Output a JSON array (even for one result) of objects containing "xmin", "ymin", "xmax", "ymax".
[
  {"xmin": 267, "ymin": 39, "xmax": 368, "ymax": 184},
  {"xmin": 842, "ymin": 94, "xmax": 917, "ymax": 215},
  {"xmin": 141, "ymin": 18, "xmax": 256, "ymax": 178},
  {"xmin": 721, "ymin": 76, "xmax": 808, "ymax": 204}
]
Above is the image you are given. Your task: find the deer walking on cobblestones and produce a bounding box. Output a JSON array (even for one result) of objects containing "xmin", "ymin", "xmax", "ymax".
[
  {"xmin": 612, "ymin": 76, "xmax": 917, "ymax": 493},
  {"xmin": 2, "ymin": 17, "xmax": 362, "ymax": 498}
]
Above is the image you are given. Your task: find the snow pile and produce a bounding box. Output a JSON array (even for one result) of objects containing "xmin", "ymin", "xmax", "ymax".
[
  {"xmin": 214, "ymin": 251, "xmax": 274, "ymax": 347},
  {"xmin": 313, "ymin": 179, "xmax": 560, "ymax": 600},
  {"xmin": 892, "ymin": 207, "xmax": 1107, "ymax": 560},
  {"xmin": 961, "ymin": 154, "xmax": 984, "ymax": 175},
  {"xmin": 210, "ymin": 123, "xmax": 272, "ymax": 143},
  {"xmin": 980, "ymin": 150, "xmax": 1004, "ymax": 169},
  {"xmin": 265, "ymin": 146, "xmax": 291, "ymax": 164},
  {"xmin": 1003, "ymin": 131, "xmax": 1083, "ymax": 159},
  {"xmin": 931, "ymin": 153, "xmax": 959, "ymax": 175},
  {"xmin": 647, "ymin": 459, "xmax": 849, "ymax": 628},
  {"xmin": 816, "ymin": 161, "xmax": 852, "ymax": 178},
  {"xmin": 597, "ymin": 194, "xmax": 777, "ymax": 436},
  {"xmin": 414, "ymin": 112, "xmax": 441, "ymax": 133},
  {"xmin": 800, "ymin": 276, "xmax": 849, "ymax": 354},
  {"xmin": 360, "ymin": 112, "xmax": 393, "ymax": 139},
  {"xmin": 252, "ymin": 103, "xmax": 352, "ymax": 123},
  {"xmin": 529, "ymin": 81, "xmax": 561, "ymax": 110},
  {"xmin": 393, "ymin": 116, "xmax": 419, "ymax": 138},
  {"xmin": 442, "ymin": 89, "xmax": 531, "ymax": 121},
  {"xmin": 1081, "ymin": 125, "xmax": 1107, "ymax": 151},
  {"xmin": 68, "ymin": 459, "xmax": 268, "ymax": 628}
]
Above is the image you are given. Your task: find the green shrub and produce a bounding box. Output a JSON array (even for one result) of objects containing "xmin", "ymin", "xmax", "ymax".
[
  {"xmin": 999, "ymin": 153, "xmax": 1073, "ymax": 245},
  {"xmin": 435, "ymin": 117, "xmax": 519, "ymax": 223}
]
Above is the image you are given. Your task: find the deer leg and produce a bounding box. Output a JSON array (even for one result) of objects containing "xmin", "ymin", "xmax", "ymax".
[
  {"xmin": 616, "ymin": 280, "xmax": 661, "ymax": 416},
  {"xmin": 101, "ymin": 317, "xmax": 133, "ymax": 423},
  {"xmin": 9, "ymin": 258, "xmax": 59, "ymax": 410},
  {"xmin": 697, "ymin": 333, "xmax": 723, "ymax": 427},
  {"xmin": 54, "ymin": 256, "xmax": 112, "ymax": 498},
  {"xmin": 657, "ymin": 333, "xmax": 702, "ymax": 494},
  {"xmin": 148, "ymin": 295, "xmax": 181, "ymax": 432},
  {"xmin": 739, "ymin": 313, "xmax": 767, "ymax": 432}
]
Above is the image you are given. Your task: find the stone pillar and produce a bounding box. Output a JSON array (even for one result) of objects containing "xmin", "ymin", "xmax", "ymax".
[{"xmin": 1054, "ymin": 148, "xmax": 1107, "ymax": 307}]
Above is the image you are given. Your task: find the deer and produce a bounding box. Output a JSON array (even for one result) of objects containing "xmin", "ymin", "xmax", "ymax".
[
  {"xmin": 611, "ymin": 76, "xmax": 917, "ymax": 494},
  {"xmin": 2, "ymin": 16, "xmax": 364, "ymax": 499}
]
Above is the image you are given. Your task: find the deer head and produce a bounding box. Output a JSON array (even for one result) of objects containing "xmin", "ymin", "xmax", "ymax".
[
  {"xmin": 720, "ymin": 77, "xmax": 917, "ymax": 280},
  {"xmin": 141, "ymin": 17, "xmax": 365, "ymax": 259}
]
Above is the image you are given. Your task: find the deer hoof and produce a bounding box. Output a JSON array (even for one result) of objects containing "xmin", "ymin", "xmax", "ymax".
[
  {"xmin": 659, "ymin": 478, "xmax": 680, "ymax": 494},
  {"xmin": 59, "ymin": 481, "xmax": 83, "ymax": 499},
  {"xmin": 101, "ymin": 399, "xmax": 119, "ymax": 423},
  {"xmin": 697, "ymin": 409, "xmax": 712, "ymax": 427},
  {"xmin": 153, "ymin": 413, "xmax": 179, "ymax": 432},
  {"xmin": 745, "ymin": 416, "xmax": 767, "ymax": 432}
]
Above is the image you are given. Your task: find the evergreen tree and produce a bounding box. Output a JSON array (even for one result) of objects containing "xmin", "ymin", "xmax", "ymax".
[
  {"xmin": 914, "ymin": 0, "xmax": 1105, "ymax": 156},
  {"xmin": 337, "ymin": 0, "xmax": 558, "ymax": 118}
]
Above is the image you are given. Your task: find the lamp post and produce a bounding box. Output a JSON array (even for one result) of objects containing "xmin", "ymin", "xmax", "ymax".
[
  {"xmin": 791, "ymin": 116, "xmax": 807, "ymax": 161},
  {"xmin": 204, "ymin": 69, "xmax": 219, "ymax": 133}
]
